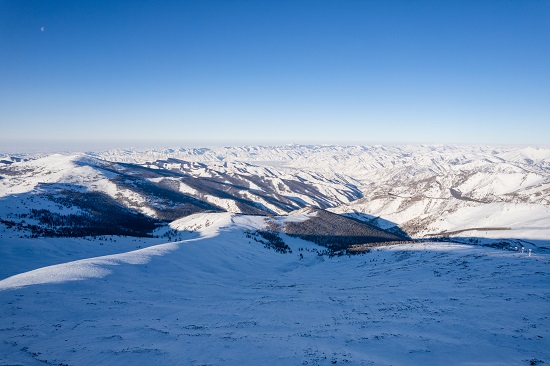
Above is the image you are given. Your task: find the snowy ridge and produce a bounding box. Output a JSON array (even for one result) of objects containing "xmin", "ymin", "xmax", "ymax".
[
  {"xmin": 0, "ymin": 151, "xmax": 362, "ymax": 237},
  {"xmin": 0, "ymin": 240, "xmax": 181, "ymax": 290},
  {"xmin": 0, "ymin": 214, "xmax": 548, "ymax": 364},
  {"xmin": 94, "ymin": 144, "xmax": 550, "ymax": 244},
  {"xmin": 0, "ymin": 212, "xmax": 233, "ymax": 291},
  {"xmin": 2, "ymin": 144, "xmax": 549, "ymax": 246}
]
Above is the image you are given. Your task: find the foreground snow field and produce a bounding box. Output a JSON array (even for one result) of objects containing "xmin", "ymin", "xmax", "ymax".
[{"xmin": 1, "ymin": 214, "xmax": 548, "ymax": 365}]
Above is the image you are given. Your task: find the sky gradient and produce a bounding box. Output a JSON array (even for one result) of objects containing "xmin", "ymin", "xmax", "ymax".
[{"xmin": 1, "ymin": 0, "xmax": 549, "ymax": 152}]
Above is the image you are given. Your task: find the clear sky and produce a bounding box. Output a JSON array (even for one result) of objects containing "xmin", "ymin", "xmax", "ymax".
[{"xmin": 1, "ymin": 0, "xmax": 549, "ymax": 152}]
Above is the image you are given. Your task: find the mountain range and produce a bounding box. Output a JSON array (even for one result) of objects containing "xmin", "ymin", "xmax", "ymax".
[
  {"xmin": 1, "ymin": 144, "xmax": 548, "ymax": 249},
  {"xmin": 1, "ymin": 144, "xmax": 549, "ymax": 365}
]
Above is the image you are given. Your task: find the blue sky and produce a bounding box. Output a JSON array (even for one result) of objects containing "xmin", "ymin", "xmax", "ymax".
[{"xmin": 1, "ymin": 0, "xmax": 549, "ymax": 152}]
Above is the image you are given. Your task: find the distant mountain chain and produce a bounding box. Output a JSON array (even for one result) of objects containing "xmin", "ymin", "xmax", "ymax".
[{"xmin": 1, "ymin": 144, "xmax": 549, "ymax": 249}]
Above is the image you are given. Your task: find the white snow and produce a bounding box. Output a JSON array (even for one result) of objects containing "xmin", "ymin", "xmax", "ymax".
[
  {"xmin": 0, "ymin": 216, "xmax": 548, "ymax": 365},
  {"xmin": 168, "ymin": 212, "xmax": 234, "ymax": 237},
  {"xmin": 1, "ymin": 144, "xmax": 549, "ymax": 365}
]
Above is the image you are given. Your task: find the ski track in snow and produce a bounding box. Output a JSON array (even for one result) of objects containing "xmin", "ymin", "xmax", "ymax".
[{"xmin": 1, "ymin": 214, "xmax": 549, "ymax": 365}]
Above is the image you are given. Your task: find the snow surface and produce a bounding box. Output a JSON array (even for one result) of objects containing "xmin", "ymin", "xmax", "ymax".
[
  {"xmin": 0, "ymin": 236, "xmax": 171, "ymax": 280},
  {"xmin": 1, "ymin": 145, "xmax": 549, "ymax": 364},
  {"xmin": 90, "ymin": 144, "xmax": 550, "ymax": 241},
  {"xmin": 1, "ymin": 214, "xmax": 549, "ymax": 365}
]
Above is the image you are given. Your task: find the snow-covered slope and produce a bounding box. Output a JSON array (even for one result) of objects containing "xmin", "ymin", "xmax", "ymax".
[
  {"xmin": 1, "ymin": 144, "xmax": 549, "ymax": 248},
  {"xmin": 0, "ymin": 213, "xmax": 548, "ymax": 365},
  {"xmin": 92, "ymin": 144, "xmax": 550, "ymax": 246},
  {"xmin": 0, "ymin": 152, "xmax": 361, "ymax": 238},
  {"xmin": 317, "ymin": 145, "xmax": 550, "ymax": 245}
]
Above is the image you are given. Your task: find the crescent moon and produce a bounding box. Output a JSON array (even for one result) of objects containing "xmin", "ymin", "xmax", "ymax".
[{"xmin": 40, "ymin": 27, "xmax": 45, "ymax": 32}]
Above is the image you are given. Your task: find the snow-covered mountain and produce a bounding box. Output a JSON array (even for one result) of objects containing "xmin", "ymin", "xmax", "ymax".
[
  {"xmin": 1, "ymin": 145, "xmax": 549, "ymax": 365},
  {"xmin": 0, "ymin": 152, "xmax": 361, "ymax": 237},
  {"xmin": 0, "ymin": 212, "xmax": 548, "ymax": 365},
  {"xmin": 1, "ymin": 144, "xmax": 549, "ymax": 249}
]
